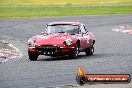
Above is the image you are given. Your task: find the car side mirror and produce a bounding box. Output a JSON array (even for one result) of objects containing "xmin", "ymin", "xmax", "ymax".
[{"xmin": 81, "ymin": 32, "xmax": 85, "ymax": 37}]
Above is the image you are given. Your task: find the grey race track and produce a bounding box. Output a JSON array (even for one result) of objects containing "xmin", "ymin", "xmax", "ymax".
[{"xmin": 0, "ymin": 14, "xmax": 132, "ymax": 88}]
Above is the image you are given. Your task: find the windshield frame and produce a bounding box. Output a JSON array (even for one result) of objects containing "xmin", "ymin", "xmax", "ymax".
[{"xmin": 44, "ymin": 24, "xmax": 80, "ymax": 35}]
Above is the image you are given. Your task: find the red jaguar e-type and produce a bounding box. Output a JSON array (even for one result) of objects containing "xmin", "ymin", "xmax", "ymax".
[{"xmin": 28, "ymin": 22, "xmax": 95, "ymax": 61}]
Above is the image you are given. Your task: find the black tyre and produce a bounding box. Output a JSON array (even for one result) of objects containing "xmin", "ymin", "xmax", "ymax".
[
  {"xmin": 28, "ymin": 50, "xmax": 38, "ymax": 61},
  {"xmin": 70, "ymin": 44, "xmax": 79, "ymax": 59},
  {"xmin": 85, "ymin": 45, "xmax": 94, "ymax": 56}
]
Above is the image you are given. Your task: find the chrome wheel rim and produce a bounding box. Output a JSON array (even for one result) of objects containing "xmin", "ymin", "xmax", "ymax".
[
  {"xmin": 75, "ymin": 46, "xmax": 79, "ymax": 56},
  {"xmin": 91, "ymin": 46, "xmax": 94, "ymax": 53}
]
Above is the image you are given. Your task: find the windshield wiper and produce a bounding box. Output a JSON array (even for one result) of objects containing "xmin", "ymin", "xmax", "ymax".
[
  {"xmin": 70, "ymin": 33, "xmax": 75, "ymax": 35},
  {"xmin": 58, "ymin": 32, "xmax": 65, "ymax": 33}
]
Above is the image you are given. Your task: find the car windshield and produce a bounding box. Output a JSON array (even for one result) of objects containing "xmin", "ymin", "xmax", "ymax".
[{"xmin": 44, "ymin": 25, "xmax": 79, "ymax": 34}]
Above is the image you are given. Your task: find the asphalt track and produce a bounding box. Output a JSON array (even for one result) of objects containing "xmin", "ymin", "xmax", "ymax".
[{"xmin": 0, "ymin": 14, "xmax": 132, "ymax": 88}]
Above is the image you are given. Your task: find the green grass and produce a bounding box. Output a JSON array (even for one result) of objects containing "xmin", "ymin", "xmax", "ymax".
[
  {"xmin": 0, "ymin": 5, "xmax": 132, "ymax": 18},
  {"xmin": 0, "ymin": 0, "xmax": 132, "ymax": 18},
  {"xmin": 0, "ymin": 0, "xmax": 132, "ymax": 5}
]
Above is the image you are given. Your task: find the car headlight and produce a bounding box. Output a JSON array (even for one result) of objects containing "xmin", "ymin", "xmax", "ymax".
[
  {"xmin": 28, "ymin": 38, "xmax": 35, "ymax": 46},
  {"xmin": 65, "ymin": 39, "xmax": 72, "ymax": 46}
]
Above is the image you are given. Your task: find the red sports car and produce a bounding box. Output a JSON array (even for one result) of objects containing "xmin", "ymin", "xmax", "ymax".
[{"xmin": 28, "ymin": 22, "xmax": 95, "ymax": 61}]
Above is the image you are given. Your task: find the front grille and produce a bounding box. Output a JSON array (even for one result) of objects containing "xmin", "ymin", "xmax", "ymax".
[{"xmin": 36, "ymin": 45, "xmax": 59, "ymax": 52}]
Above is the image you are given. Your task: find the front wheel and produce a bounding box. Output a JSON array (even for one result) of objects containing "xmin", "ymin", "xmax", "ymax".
[
  {"xmin": 28, "ymin": 50, "xmax": 38, "ymax": 61},
  {"xmin": 70, "ymin": 44, "xmax": 79, "ymax": 59},
  {"xmin": 85, "ymin": 45, "xmax": 94, "ymax": 56}
]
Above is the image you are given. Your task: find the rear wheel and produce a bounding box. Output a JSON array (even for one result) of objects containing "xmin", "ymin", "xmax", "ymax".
[
  {"xmin": 28, "ymin": 50, "xmax": 38, "ymax": 61},
  {"xmin": 70, "ymin": 44, "xmax": 79, "ymax": 59},
  {"xmin": 85, "ymin": 45, "xmax": 94, "ymax": 56}
]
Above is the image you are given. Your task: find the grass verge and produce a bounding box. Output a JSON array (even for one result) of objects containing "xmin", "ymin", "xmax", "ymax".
[{"xmin": 0, "ymin": 4, "xmax": 132, "ymax": 18}]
